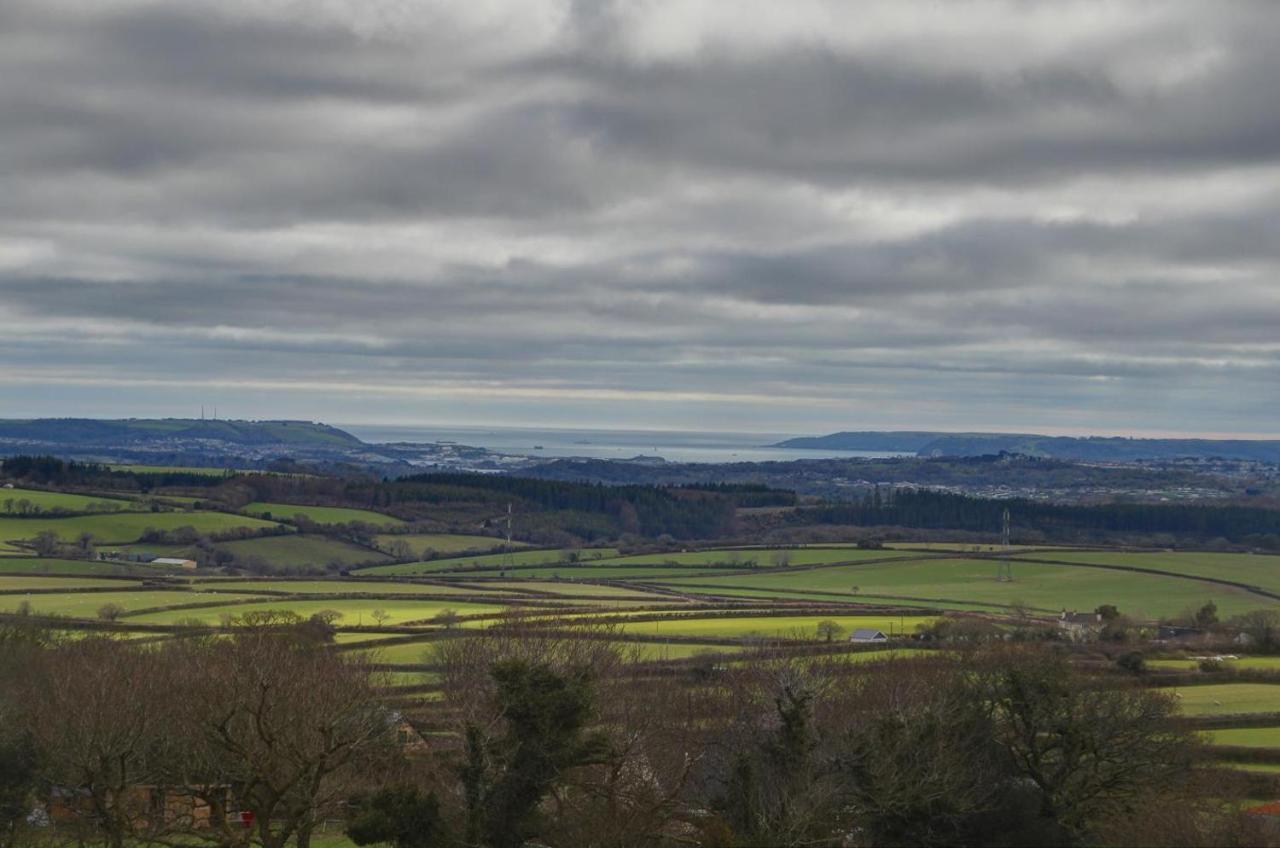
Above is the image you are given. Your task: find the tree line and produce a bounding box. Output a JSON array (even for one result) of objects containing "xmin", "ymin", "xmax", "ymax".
[{"xmin": 800, "ymin": 487, "xmax": 1280, "ymax": 546}]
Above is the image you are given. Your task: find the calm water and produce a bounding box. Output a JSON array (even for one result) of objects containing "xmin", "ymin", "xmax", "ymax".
[{"xmin": 341, "ymin": 424, "xmax": 903, "ymax": 464}]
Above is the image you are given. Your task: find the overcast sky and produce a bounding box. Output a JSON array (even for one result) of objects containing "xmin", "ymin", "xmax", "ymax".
[{"xmin": 1, "ymin": 1, "xmax": 1278, "ymax": 437}]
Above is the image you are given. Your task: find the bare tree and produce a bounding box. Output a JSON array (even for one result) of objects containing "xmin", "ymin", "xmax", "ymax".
[
  {"xmin": 22, "ymin": 639, "xmax": 180, "ymax": 848},
  {"xmin": 31, "ymin": 530, "xmax": 59, "ymax": 557},
  {"xmin": 384, "ymin": 540, "xmax": 413, "ymax": 561},
  {"xmin": 175, "ymin": 627, "xmax": 396, "ymax": 848}
]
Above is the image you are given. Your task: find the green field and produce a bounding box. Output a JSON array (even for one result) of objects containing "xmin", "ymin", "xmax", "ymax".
[
  {"xmin": 358, "ymin": 548, "xmax": 620, "ymax": 576},
  {"xmin": 242, "ymin": 502, "xmax": 404, "ymax": 527},
  {"xmin": 886, "ymin": 542, "xmax": 1066, "ymax": 552},
  {"xmin": 629, "ymin": 642, "xmax": 747, "ymax": 660},
  {"xmin": 1008, "ymin": 550, "xmax": 1280, "ymax": 596},
  {"xmin": 215, "ymin": 535, "xmax": 390, "ymax": 567},
  {"xmin": 438, "ymin": 566, "xmax": 744, "ymax": 580},
  {"xmin": 594, "ymin": 547, "xmax": 913, "ymax": 567},
  {"xmin": 126, "ymin": 597, "xmax": 509, "ymax": 626},
  {"xmin": 652, "ymin": 558, "xmax": 1271, "ymax": 619},
  {"xmin": 0, "ymin": 557, "xmax": 171, "ymax": 576},
  {"xmin": 472, "ymin": 581, "xmax": 672, "ymax": 599},
  {"xmin": 0, "ymin": 488, "xmax": 136, "ymax": 513},
  {"xmin": 1203, "ymin": 727, "xmax": 1280, "ymax": 748},
  {"xmin": 0, "ymin": 590, "xmax": 260, "ymax": 618},
  {"xmin": 206, "ymin": 579, "xmax": 512, "ymax": 596},
  {"xmin": 610, "ymin": 614, "xmax": 934, "ymax": 640},
  {"xmin": 1170, "ymin": 684, "xmax": 1280, "ymax": 716},
  {"xmin": 373, "ymin": 533, "xmax": 522, "ymax": 555},
  {"xmin": 1150, "ymin": 656, "xmax": 1280, "ymax": 671},
  {"xmin": 0, "ymin": 575, "xmax": 141, "ymax": 591},
  {"xmin": 666, "ymin": 584, "xmax": 998, "ymax": 611},
  {"xmin": 0, "ymin": 511, "xmax": 282, "ymax": 545},
  {"xmin": 357, "ymin": 639, "xmax": 440, "ymax": 664},
  {"xmin": 331, "ymin": 632, "xmax": 411, "ymax": 644}
]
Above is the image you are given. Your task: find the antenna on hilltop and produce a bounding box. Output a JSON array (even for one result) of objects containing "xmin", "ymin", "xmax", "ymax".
[{"xmin": 996, "ymin": 507, "xmax": 1013, "ymax": 582}]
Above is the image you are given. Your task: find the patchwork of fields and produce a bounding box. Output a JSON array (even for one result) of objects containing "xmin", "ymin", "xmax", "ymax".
[{"xmin": 6, "ymin": 512, "xmax": 1280, "ymax": 768}]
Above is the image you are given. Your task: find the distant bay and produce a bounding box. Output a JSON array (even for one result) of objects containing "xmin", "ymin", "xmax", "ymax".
[{"xmin": 342, "ymin": 424, "xmax": 905, "ymax": 465}]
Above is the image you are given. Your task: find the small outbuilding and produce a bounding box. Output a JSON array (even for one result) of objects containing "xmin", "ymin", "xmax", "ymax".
[
  {"xmin": 150, "ymin": 557, "xmax": 198, "ymax": 570},
  {"xmin": 850, "ymin": 628, "xmax": 889, "ymax": 643}
]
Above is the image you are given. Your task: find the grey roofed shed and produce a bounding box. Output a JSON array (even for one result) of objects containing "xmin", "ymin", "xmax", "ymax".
[{"xmin": 850, "ymin": 628, "xmax": 888, "ymax": 643}]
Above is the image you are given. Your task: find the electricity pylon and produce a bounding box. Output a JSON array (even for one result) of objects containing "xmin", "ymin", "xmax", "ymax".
[{"xmin": 996, "ymin": 507, "xmax": 1013, "ymax": 581}]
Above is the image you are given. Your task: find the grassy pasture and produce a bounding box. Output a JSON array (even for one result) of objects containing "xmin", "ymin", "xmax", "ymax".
[
  {"xmin": 242, "ymin": 502, "xmax": 404, "ymax": 526},
  {"xmin": 594, "ymin": 548, "xmax": 912, "ymax": 567},
  {"xmin": 0, "ymin": 557, "xmax": 161, "ymax": 577},
  {"xmin": 331, "ymin": 632, "xmax": 411, "ymax": 644},
  {"xmin": 0, "ymin": 511, "xmax": 282, "ymax": 545},
  {"xmin": 1203, "ymin": 727, "xmax": 1280, "ymax": 748},
  {"xmin": 663, "ymin": 584, "xmax": 999, "ymax": 611},
  {"xmin": 885, "ymin": 542, "xmax": 1063, "ymax": 552},
  {"xmin": 373, "ymin": 533, "xmax": 521, "ymax": 555},
  {"xmin": 358, "ymin": 548, "xmax": 620, "ymax": 576},
  {"xmin": 438, "ymin": 566, "xmax": 744, "ymax": 580},
  {"xmin": 357, "ymin": 640, "xmax": 440, "ymax": 665},
  {"xmin": 126, "ymin": 597, "xmax": 509, "ymax": 626},
  {"xmin": 0, "ymin": 590, "xmax": 260, "ymax": 618},
  {"xmin": 472, "ymin": 581, "xmax": 673, "ymax": 600},
  {"xmin": 1149, "ymin": 656, "xmax": 1280, "ymax": 672},
  {"xmin": 1170, "ymin": 684, "xmax": 1280, "ymax": 716},
  {"xmin": 629, "ymin": 642, "xmax": 747, "ymax": 660},
  {"xmin": 214, "ymin": 535, "xmax": 389, "ymax": 567},
  {"xmin": 610, "ymin": 613, "xmax": 934, "ymax": 640},
  {"xmin": 0, "ymin": 488, "xmax": 136, "ymax": 513},
  {"xmin": 363, "ymin": 639, "xmax": 750, "ymax": 664},
  {"xmin": 651, "ymin": 558, "xmax": 1271, "ymax": 619},
  {"xmin": 99, "ymin": 543, "xmax": 195, "ymax": 559},
  {"xmin": 1008, "ymin": 550, "xmax": 1280, "ymax": 596},
  {"xmin": 0, "ymin": 575, "xmax": 141, "ymax": 591},
  {"xmin": 205, "ymin": 579, "xmax": 512, "ymax": 596}
]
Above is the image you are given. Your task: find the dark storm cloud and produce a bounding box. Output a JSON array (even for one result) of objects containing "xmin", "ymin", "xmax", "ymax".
[{"xmin": 1, "ymin": 0, "xmax": 1278, "ymax": 433}]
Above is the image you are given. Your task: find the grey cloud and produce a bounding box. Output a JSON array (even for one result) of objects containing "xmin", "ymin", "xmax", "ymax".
[{"xmin": 0, "ymin": 0, "xmax": 1278, "ymax": 433}]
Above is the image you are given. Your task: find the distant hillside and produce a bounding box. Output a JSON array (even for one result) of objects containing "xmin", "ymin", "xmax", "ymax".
[
  {"xmin": 775, "ymin": 430, "xmax": 1280, "ymax": 463},
  {"xmin": 0, "ymin": 418, "xmax": 363, "ymax": 448}
]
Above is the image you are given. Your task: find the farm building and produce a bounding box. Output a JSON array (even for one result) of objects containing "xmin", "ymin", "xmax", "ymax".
[
  {"xmin": 151, "ymin": 557, "xmax": 198, "ymax": 569},
  {"xmin": 1057, "ymin": 610, "xmax": 1103, "ymax": 641},
  {"xmin": 850, "ymin": 628, "xmax": 888, "ymax": 643}
]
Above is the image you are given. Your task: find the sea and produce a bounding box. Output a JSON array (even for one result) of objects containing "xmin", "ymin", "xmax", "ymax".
[{"xmin": 340, "ymin": 424, "xmax": 905, "ymax": 465}]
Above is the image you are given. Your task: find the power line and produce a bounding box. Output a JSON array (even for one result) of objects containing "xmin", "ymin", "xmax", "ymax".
[{"xmin": 997, "ymin": 507, "xmax": 1013, "ymax": 582}]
